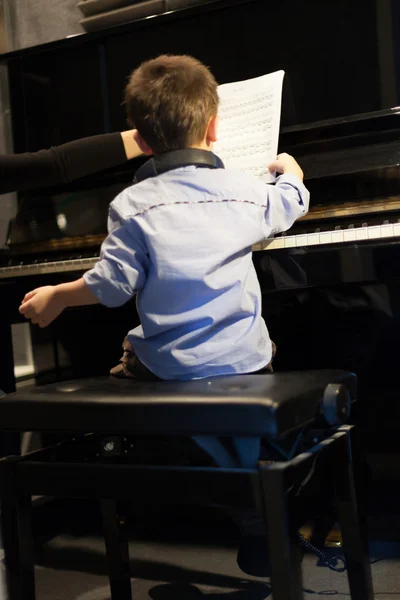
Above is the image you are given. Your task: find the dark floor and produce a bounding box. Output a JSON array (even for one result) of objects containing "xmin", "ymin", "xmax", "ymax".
[
  {"xmin": 7, "ymin": 499, "xmax": 400, "ymax": 600},
  {"xmin": 34, "ymin": 535, "xmax": 348, "ymax": 600}
]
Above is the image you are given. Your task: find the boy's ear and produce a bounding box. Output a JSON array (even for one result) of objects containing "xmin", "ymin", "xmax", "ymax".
[
  {"xmin": 133, "ymin": 130, "xmax": 153, "ymax": 156},
  {"xmin": 206, "ymin": 115, "xmax": 219, "ymax": 145}
]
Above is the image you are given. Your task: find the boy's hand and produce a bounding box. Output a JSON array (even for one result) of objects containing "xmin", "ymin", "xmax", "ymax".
[
  {"xmin": 19, "ymin": 286, "xmax": 65, "ymax": 328},
  {"xmin": 268, "ymin": 153, "xmax": 304, "ymax": 181}
]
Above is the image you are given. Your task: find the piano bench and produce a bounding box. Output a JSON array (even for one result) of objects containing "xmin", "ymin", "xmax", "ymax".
[{"xmin": 0, "ymin": 370, "xmax": 373, "ymax": 600}]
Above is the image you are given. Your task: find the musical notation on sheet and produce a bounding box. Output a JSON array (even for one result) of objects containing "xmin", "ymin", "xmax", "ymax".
[{"xmin": 214, "ymin": 70, "xmax": 285, "ymax": 183}]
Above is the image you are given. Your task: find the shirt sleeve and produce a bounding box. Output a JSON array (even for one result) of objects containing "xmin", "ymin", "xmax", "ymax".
[
  {"xmin": 83, "ymin": 205, "xmax": 148, "ymax": 308},
  {"xmin": 263, "ymin": 173, "xmax": 310, "ymax": 236},
  {"xmin": 0, "ymin": 132, "xmax": 126, "ymax": 195}
]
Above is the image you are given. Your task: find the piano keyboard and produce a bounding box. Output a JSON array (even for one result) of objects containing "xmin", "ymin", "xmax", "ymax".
[
  {"xmin": 0, "ymin": 256, "xmax": 99, "ymax": 280},
  {"xmin": 1, "ymin": 220, "xmax": 400, "ymax": 279},
  {"xmin": 253, "ymin": 221, "xmax": 400, "ymax": 251}
]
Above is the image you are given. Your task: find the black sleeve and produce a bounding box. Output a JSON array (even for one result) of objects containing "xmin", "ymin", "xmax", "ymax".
[{"xmin": 0, "ymin": 132, "xmax": 127, "ymax": 195}]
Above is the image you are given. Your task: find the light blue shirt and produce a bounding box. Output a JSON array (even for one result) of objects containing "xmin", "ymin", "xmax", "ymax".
[{"xmin": 84, "ymin": 165, "xmax": 309, "ymax": 380}]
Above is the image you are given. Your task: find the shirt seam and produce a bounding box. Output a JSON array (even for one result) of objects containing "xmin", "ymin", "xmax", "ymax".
[{"xmin": 123, "ymin": 198, "xmax": 269, "ymax": 220}]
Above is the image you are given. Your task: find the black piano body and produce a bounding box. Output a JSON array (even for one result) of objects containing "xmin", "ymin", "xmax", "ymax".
[{"xmin": 0, "ymin": 0, "xmax": 400, "ymax": 466}]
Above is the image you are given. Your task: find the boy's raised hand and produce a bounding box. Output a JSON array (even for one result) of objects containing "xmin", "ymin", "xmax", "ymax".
[
  {"xmin": 19, "ymin": 286, "xmax": 65, "ymax": 328},
  {"xmin": 268, "ymin": 153, "xmax": 304, "ymax": 181}
]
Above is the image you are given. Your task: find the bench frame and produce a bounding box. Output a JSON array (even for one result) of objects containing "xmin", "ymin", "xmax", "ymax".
[{"xmin": 0, "ymin": 424, "xmax": 373, "ymax": 600}]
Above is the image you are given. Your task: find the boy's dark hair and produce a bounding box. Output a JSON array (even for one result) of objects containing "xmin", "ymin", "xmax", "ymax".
[{"xmin": 125, "ymin": 55, "xmax": 219, "ymax": 154}]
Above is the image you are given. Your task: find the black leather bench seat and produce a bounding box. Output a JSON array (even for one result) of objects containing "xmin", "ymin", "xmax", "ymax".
[
  {"xmin": 0, "ymin": 369, "xmax": 373, "ymax": 600},
  {"xmin": 0, "ymin": 370, "xmax": 356, "ymax": 439}
]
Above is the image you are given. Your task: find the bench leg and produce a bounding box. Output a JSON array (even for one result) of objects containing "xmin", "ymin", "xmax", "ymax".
[
  {"xmin": 260, "ymin": 465, "xmax": 304, "ymax": 600},
  {"xmin": 334, "ymin": 427, "xmax": 373, "ymax": 600},
  {"xmin": 1, "ymin": 459, "xmax": 35, "ymax": 600},
  {"xmin": 100, "ymin": 498, "xmax": 132, "ymax": 600}
]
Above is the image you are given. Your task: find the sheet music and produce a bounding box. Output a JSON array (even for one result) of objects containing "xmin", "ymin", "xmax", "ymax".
[{"xmin": 214, "ymin": 70, "xmax": 285, "ymax": 183}]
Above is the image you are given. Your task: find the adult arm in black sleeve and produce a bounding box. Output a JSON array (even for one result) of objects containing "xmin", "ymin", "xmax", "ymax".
[{"xmin": 0, "ymin": 131, "xmax": 142, "ymax": 195}]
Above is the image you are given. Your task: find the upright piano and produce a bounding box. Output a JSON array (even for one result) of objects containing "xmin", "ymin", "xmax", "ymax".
[{"xmin": 0, "ymin": 0, "xmax": 400, "ymax": 463}]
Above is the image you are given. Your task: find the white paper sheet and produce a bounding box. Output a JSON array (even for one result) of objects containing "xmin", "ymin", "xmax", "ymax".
[{"xmin": 214, "ymin": 70, "xmax": 285, "ymax": 183}]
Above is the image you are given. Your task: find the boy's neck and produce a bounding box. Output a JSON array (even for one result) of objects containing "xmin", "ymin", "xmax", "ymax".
[
  {"xmin": 189, "ymin": 141, "xmax": 213, "ymax": 152},
  {"xmin": 151, "ymin": 140, "xmax": 214, "ymax": 157}
]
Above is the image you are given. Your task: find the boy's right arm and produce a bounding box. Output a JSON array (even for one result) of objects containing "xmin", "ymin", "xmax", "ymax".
[
  {"xmin": 263, "ymin": 153, "xmax": 309, "ymax": 235},
  {"xmin": 268, "ymin": 153, "xmax": 304, "ymax": 182}
]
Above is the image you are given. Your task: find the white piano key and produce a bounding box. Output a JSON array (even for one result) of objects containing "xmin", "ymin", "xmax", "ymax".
[
  {"xmin": 380, "ymin": 224, "xmax": 394, "ymax": 238},
  {"xmin": 331, "ymin": 230, "xmax": 344, "ymax": 243},
  {"xmin": 355, "ymin": 227, "xmax": 369, "ymax": 241},
  {"xmin": 63, "ymin": 260, "xmax": 75, "ymax": 268},
  {"xmin": 393, "ymin": 223, "xmax": 400, "ymax": 237},
  {"xmin": 295, "ymin": 234, "xmax": 308, "ymax": 247},
  {"xmin": 253, "ymin": 239, "xmax": 273, "ymax": 251},
  {"xmin": 367, "ymin": 225, "xmax": 381, "ymax": 239},
  {"xmin": 284, "ymin": 236, "xmax": 297, "ymax": 248},
  {"xmin": 319, "ymin": 231, "xmax": 332, "ymax": 245},
  {"xmin": 343, "ymin": 228, "xmax": 356, "ymax": 242},
  {"xmin": 272, "ymin": 237, "xmax": 285, "ymax": 249},
  {"xmin": 265, "ymin": 239, "xmax": 278, "ymax": 250},
  {"xmin": 307, "ymin": 233, "xmax": 320, "ymax": 246}
]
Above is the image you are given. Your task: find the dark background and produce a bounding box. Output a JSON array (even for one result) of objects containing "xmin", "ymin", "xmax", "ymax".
[{"xmin": 5, "ymin": 0, "xmax": 395, "ymax": 153}]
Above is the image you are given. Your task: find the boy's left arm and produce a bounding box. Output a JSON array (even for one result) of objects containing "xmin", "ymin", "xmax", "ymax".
[
  {"xmin": 20, "ymin": 205, "xmax": 148, "ymax": 327},
  {"xmin": 19, "ymin": 279, "xmax": 100, "ymax": 328}
]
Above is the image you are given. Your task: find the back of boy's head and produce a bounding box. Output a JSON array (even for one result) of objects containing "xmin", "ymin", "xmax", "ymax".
[{"xmin": 125, "ymin": 55, "xmax": 219, "ymax": 154}]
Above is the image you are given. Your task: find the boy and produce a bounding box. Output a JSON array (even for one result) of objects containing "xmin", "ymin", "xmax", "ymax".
[
  {"xmin": 20, "ymin": 55, "xmax": 308, "ymax": 381},
  {"xmin": 20, "ymin": 55, "xmax": 309, "ymax": 576}
]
